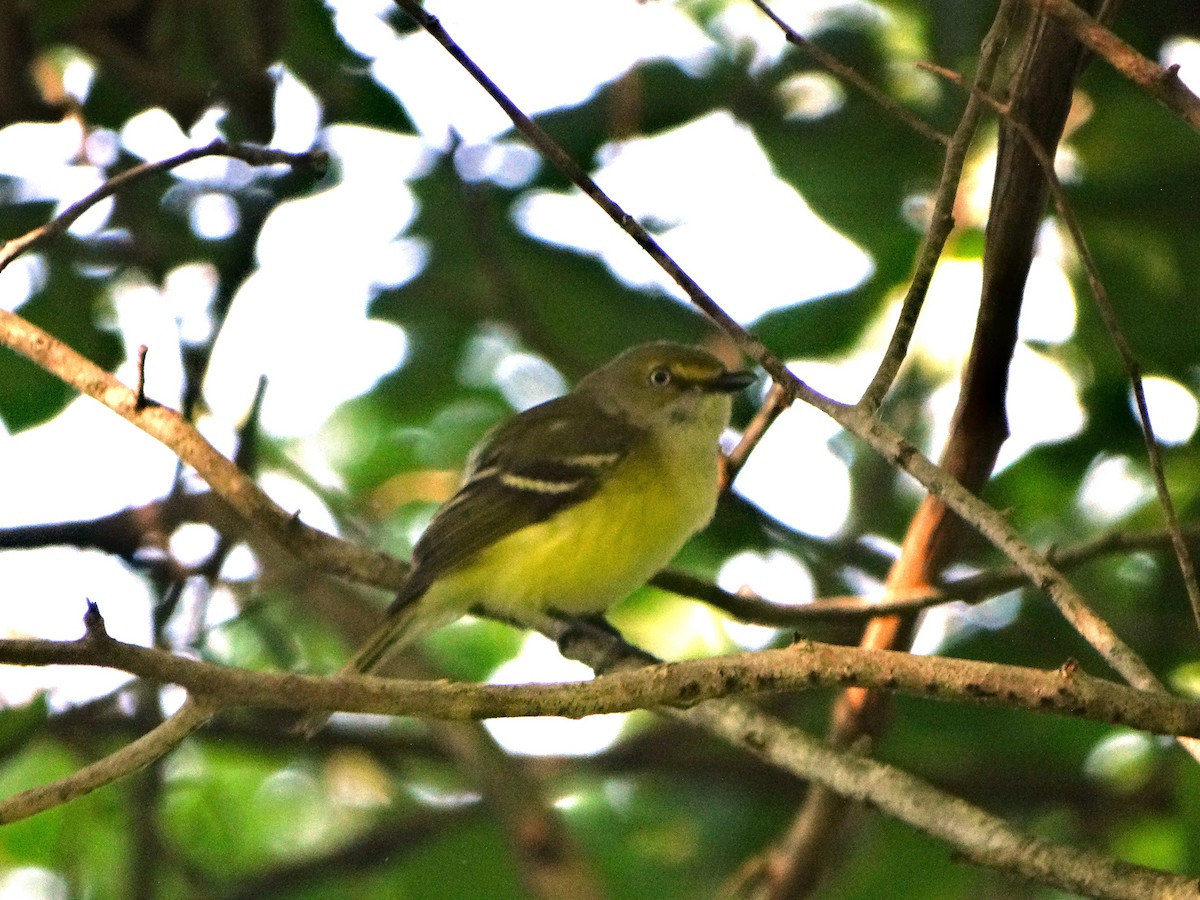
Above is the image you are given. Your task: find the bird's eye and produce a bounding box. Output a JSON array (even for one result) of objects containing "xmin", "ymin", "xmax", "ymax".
[{"xmin": 648, "ymin": 368, "xmax": 672, "ymax": 387}]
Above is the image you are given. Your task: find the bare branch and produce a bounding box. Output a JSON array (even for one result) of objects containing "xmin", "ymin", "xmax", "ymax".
[
  {"xmin": 1027, "ymin": 0, "xmax": 1200, "ymax": 131},
  {"xmin": 546, "ymin": 619, "xmax": 1200, "ymax": 900},
  {"xmin": 388, "ymin": 3, "xmax": 1154, "ymax": 717},
  {"xmin": 0, "ymin": 2, "xmax": 1169, "ymax": 761},
  {"xmin": 1, "ymin": 630, "xmax": 1198, "ymax": 739},
  {"xmin": 858, "ymin": 0, "xmax": 1022, "ymax": 410},
  {"xmin": 389, "ymin": 0, "xmax": 782, "ymax": 383},
  {"xmin": 919, "ymin": 59, "xmax": 1200, "ymax": 637},
  {"xmin": 0, "ymin": 140, "xmax": 328, "ymax": 275},
  {"xmin": 681, "ymin": 698, "xmax": 1196, "ymax": 900},
  {"xmin": 723, "ymin": 383, "xmax": 791, "ymax": 487},
  {"xmin": 0, "ymin": 309, "xmax": 405, "ymax": 592},
  {"xmin": 747, "ymin": 0, "xmax": 950, "ymax": 147},
  {"xmin": 0, "ymin": 695, "xmax": 214, "ymax": 825}
]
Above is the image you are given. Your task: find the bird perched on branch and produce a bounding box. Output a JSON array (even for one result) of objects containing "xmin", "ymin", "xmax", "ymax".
[{"xmin": 301, "ymin": 341, "xmax": 754, "ymax": 735}]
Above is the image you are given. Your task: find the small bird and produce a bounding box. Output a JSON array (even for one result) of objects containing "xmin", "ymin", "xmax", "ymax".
[{"xmin": 302, "ymin": 341, "xmax": 753, "ymax": 734}]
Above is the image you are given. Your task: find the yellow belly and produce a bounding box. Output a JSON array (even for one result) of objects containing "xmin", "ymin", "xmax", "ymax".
[{"xmin": 420, "ymin": 436, "xmax": 720, "ymax": 620}]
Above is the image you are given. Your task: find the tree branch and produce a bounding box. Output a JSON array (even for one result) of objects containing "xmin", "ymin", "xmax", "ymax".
[
  {"xmin": 1, "ymin": 623, "xmax": 1198, "ymax": 740},
  {"xmin": 389, "ymin": 0, "xmax": 781, "ymax": 384},
  {"xmin": 545, "ymin": 619, "xmax": 1199, "ymax": 900},
  {"xmin": 919, "ymin": 58, "xmax": 1200, "ymax": 636},
  {"xmin": 680, "ymin": 698, "xmax": 1195, "ymax": 900},
  {"xmin": 0, "ymin": 693, "xmax": 214, "ymax": 825},
  {"xmin": 1027, "ymin": 0, "xmax": 1200, "ymax": 132},
  {"xmin": 747, "ymin": 0, "xmax": 951, "ymax": 147},
  {"xmin": 386, "ymin": 0, "xmax": 1169, "ymax": 726},
  {"xmin": 0, "ymin": 309, "xmax": 405, "ymax": 593},
  {"xmin": 860, "ymin": 0, "xmax": 1021, "ymax": 410},
  {"xmin": 0, "ymin": 140, "xmax": 328, "ymax": 275},
  {"xmin": 8, "ymin": 495, "xmax": 1198, "ymax": 628},
  {"xmin": 0, "ymin": 0, "xmax": 1165, "ymax": 756}
]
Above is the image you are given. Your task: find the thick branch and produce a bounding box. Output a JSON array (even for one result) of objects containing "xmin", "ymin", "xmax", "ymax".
[
  {"xmin": 1028, "ymin": 0, "xmax": 1200, "ymax": 131},
  {"xmin": 545, "ymin": 619, "xmax": 1199, "ymax": 900},
  {"xmin": 3, "ymin": 629, "xmax": 1198, "ymax": 737},
  {"xmin": 679, "ymin": 698, "xmax": 1195, "ymax": 900},
  {"xmin": 0, "ymin": 310, "xmax": 405, "ymax": 592}
]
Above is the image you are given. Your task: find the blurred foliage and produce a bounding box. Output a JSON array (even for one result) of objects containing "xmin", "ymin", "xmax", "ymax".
[{"xmin": 0, "ymin": 1, "xmax": 1198, "ymax": 898}]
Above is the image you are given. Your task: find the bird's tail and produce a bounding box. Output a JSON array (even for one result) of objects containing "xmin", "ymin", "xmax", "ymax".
[{"xmin": 295, "ymin": 600, "xmax": 442, "ymax": 738}]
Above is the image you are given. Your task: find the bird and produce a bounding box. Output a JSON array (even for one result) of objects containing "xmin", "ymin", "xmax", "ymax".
[{"xmin": 301, "ymin": 341, "xmax": 754, "ymax": 734}]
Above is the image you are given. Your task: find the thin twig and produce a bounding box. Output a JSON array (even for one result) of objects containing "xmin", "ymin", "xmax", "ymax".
[
  {"xmin": 747, "ymin": 0, "xmax": 950, "ymax": 147},
  {"xmin": 7, "ymin": 494, "xmax": 1197, "ymax": 628},
  {"xmin": 0, "ymin": 694, "xmax": 214, "ymax": 825},
  {"xmin": 660, "ymin": 517, "xmax": 1200, "ymax": 623},
  {"xmin": 858, "ymin": 0, "xmax": 1021, "ymax": 411},
  {"xmin": 0, "ymin": 605, "xmax": 218, "ymax": 825},
  {"xmin": 1025, "ymin": 0, "xmax": 1200, "ymax": 131},
  {"xmin": 0, "ymin": 140, "xmax": 328, "ymax": 275},
  {"xmin": 389, "ymin": 0, "xmax": 784, "ymax": 384},
  {"xmin": 723, "ymin": 383, "xmax": 791, "ymax": 487},
  {"xmin": 134, "ymin": 344, "xmax": 151, "ymax": 410},
  {"xmin": 919, "ymin": 59, "xmax": 1200, "ymax": 635}
]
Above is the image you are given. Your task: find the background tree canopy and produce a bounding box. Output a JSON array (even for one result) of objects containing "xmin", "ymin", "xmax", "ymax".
[{"xmin": 0, "ymin": 0, "xmax": 1199, "ymax": 898}]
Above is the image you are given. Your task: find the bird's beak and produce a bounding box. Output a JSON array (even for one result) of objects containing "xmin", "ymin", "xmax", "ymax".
[{"xmin": 707, "ymin": 369, "xmax": 756, "ymax": 393}]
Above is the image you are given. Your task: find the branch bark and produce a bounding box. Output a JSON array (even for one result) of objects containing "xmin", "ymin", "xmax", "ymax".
[
  {"xmin": 1027, "ymin": 0, "xmax": 1200, "ymax": 131},
  {"xmin": 546, "ymin": 619, "xmax": 1200, "ymax": 900},
  {"xmin": 0, "ymin": 626, "xmax": 1197, "ymax": 740},
  {"xmin": 0, "ymin": 695, "xmax": 214, "ymax": 825},
  {"xmin": 0, "ymin": 309, "xmax": 405, "ymax": 592}
]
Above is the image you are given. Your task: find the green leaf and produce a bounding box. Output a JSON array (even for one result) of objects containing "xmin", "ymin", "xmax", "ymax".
[
  {"xmin": 283, "ymin": 0, "xmax": 414, "ymax": 132},
  {"xmin": 0, "ymin": 263, "xmax": 120, "ymax": 431},
  {"xmin": 0, "ymin": 694, "xmax": 49, "ymax": 762}
]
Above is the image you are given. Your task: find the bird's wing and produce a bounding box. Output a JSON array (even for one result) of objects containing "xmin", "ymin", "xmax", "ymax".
[{"xmin": 390, "ymin": 396, "xmax": 641, "ymax": 612}]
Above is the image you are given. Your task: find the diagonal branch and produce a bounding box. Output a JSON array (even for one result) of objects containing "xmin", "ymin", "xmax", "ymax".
[
  {"xmin": 0, "ymin": 140, "xmax": 328, "ymax": 275},
  {"xmin": 0, "ymin": 309, "xmax": 405, "ymax": 592},
  {"xmin": 389, "ymin": 0, "xmax": 782, "ymax": 384},
  {"xmin": 681, "ymin": 697, "xmax": 1194, "ymax": 900},
  {"xmin": 1026, "ymin": 0, "xmax": 1200, "ymax": 131},
  {"xmin": 0, "ymin": 693, "xmax": 214, "ymax": 825},
  {"xmin": 545, "ymin": 619, "xmax": 1199, "ymax": 900},
  {"xmin": 744, "ymin": 2, "xmax": 1146, "ymax": 888},
  {"xmin": 747, "ymin": 0, "xmax": 950, "ymax": 147},
  {"xmin": 920, "ymin": 59, "xmax": 1200, "ymax": 636}
]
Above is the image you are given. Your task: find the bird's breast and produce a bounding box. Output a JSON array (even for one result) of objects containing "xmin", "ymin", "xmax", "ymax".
[{"xmin": 426, "ymin": 431, "xmax": 721, "ymax": 619}]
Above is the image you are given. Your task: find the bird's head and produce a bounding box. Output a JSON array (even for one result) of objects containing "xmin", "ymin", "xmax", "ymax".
[{"xmin": 579, "ymin": 341, "xmax": 755, "ymax": 431}]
